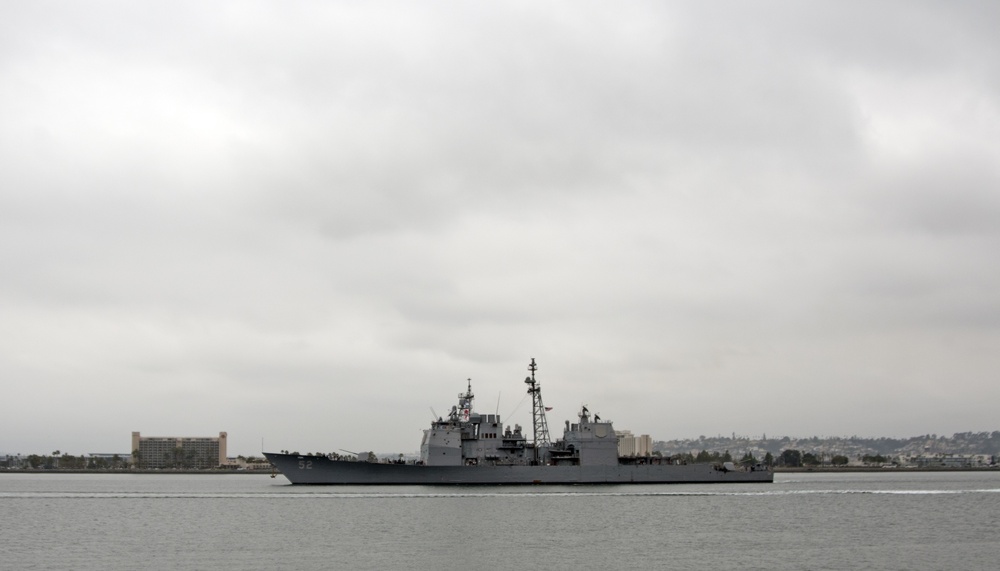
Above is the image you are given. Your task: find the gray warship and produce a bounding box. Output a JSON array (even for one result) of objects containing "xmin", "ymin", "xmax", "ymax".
[{"xmin": 264, "ymin": 359, "xmax": 772, "ymax": 485}]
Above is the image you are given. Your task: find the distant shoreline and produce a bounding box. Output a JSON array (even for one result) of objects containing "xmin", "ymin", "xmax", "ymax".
[
  {"xmin": 774, "ymin": 466, "xmax": 998, "ymax": 473},
  {"xmin": 3, "ymin": 466, "xmax": 998, "ymax": 475},
  {"xmin": 0, "ymin": 469, "xmax": 273, "ymax": 475}
]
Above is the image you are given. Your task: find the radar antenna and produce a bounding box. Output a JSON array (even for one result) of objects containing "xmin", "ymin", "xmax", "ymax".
[{"xmin": 524, "ymin": 358, "xmax": 552, "ymax": 452}]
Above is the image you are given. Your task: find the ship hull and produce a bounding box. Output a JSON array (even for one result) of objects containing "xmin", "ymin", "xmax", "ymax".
[{"xmin": 264, "ymin": 453, "xmax": 773, "ymax": 485}]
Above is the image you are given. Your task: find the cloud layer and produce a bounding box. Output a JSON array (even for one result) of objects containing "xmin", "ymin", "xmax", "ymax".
[{"xmin": 2, "ymin": 2, "xmax": 999, "ymax": 455}]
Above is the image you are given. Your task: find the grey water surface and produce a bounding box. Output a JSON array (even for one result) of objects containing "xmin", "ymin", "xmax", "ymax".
[{"xmin": 1, "ymin": 471, "xmax": 997, "ymax": 570}]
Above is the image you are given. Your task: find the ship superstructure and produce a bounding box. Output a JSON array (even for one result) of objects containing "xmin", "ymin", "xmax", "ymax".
[
  {"xmin": 264, "ymin": 359, "xmax": 772, "ymax": 485},
  {"xmin": 419, "ymin": 378, "xmax": 530, "ymax": 466}
]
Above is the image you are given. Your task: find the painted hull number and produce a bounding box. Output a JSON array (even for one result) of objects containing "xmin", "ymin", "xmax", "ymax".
[{"xmin": 298, "ymin": 460, "xmax": 313, "ymax": 470}]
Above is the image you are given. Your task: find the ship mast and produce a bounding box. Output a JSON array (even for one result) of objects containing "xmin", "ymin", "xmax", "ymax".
[
  {"xmin": 524, "ymin": 358, "xmax": 552, "ymax": 457},
  {"xmin": 456, "ymin": 378, "xmax": 474, "ymax": 423}
]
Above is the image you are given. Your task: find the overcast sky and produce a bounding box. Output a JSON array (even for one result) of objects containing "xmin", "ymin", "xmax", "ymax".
[{"xmin": 3, "ymin": 2, "xmax": 999, "ymax": 457}]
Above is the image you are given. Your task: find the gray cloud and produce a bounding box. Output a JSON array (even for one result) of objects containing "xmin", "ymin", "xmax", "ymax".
[{"xmin": 2, "ymin": 2, "xmax": 999, "ymax": 456}]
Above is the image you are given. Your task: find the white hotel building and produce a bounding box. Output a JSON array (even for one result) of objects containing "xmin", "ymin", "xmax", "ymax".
[
  {"xmin": 617, "ymin": 430, "xmax": 653, "ymax": 458},
  {"xmin": 131, "ymin": 432, "xmax": 227, "ymax": 469}
]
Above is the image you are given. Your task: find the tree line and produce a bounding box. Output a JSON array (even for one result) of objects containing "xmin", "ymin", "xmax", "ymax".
[
  {"xmin": 14, "ymin": 451, "xmax": 129, "ymax": 470},
  {"xmin": 665, "ymin": 449, "xmax": 878, "ymax": 467}
]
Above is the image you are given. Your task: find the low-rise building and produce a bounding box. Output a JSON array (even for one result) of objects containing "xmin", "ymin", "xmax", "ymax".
[
  {"xmin": 1, "ymin": 454, "xmax": 26, "ymax": 469},
  {"xmin": 909, "ymin": 453, "xmax": 995, "ymax": 468}
]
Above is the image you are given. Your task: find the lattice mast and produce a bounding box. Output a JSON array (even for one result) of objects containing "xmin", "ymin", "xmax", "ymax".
[{"xmin": 524, "ymin": 358, "xmax": 552, "ymax": 452}]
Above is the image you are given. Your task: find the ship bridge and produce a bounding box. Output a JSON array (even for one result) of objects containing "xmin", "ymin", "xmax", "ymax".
[{"xmin": 420, "ymin": 379, "xmax": 530, "ymax": 466}]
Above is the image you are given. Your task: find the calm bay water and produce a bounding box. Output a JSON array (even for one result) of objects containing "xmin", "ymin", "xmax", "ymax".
[{"xmin": 1, "ymin": 471, "xmax": 998, "ymax": 570}]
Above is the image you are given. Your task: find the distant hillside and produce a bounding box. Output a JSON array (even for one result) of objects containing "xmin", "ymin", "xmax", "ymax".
[{"xmin": 655, "ymin": 431, "xmax": 1000, "ymax": 459}]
